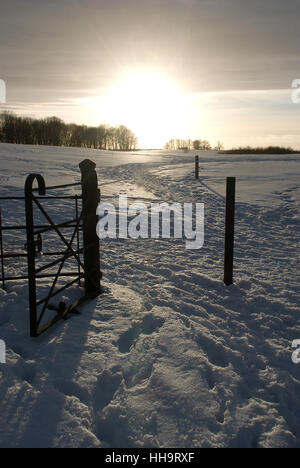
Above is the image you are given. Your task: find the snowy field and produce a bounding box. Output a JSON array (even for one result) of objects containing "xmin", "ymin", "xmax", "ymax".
[{"xmin": 0, "ymin": 143, "xmax": 299, "ymax": 448}]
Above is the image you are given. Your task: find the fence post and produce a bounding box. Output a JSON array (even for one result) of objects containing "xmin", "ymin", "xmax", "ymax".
[
  {"xmin": 25, "ymin": 174, "xmax": 46, "ymax": 337},
  {"xmin": 79, "ymin": 159, "xmax": 101, "ymax": 297},
  {"xmin": 195, "ymin": 155, "xmax": 199, "ymax": 179},
  {"xmin": 224, "ymin": 177, "xmax": 236, "ymax": 286}
]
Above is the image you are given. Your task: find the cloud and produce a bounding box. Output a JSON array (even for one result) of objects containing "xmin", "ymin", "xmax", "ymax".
[{"xmin": 1, "ymin": 0, "xmax": 300, "ymax": 148}]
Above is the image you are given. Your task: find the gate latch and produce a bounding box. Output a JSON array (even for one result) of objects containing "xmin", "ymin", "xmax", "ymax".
[{"xmin": 24, "ymin": 234, "xmax": 43, "ymax": 257}]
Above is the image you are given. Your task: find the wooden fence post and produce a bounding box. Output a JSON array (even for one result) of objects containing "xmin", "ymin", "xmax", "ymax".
[
  {"xmin": 195, "ymin": 155, "xmax": 199, "ymax": 179},
  {"xmin": 79, "ymin": 159, "xmax": 101, "ymax": 297},
  {"xmin": 224, "ymin": 177, "xmax": 236, "ymax": 286}
]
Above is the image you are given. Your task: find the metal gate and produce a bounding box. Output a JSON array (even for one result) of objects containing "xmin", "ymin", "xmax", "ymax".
[{"xmin": 0, "ymin": 159, "xmax": 101, "ymax": 337}]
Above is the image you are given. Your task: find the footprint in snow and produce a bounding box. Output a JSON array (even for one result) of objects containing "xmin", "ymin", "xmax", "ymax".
[{"xmin": 117, "ymin": 314, "xmax": 165, "ymax": 354}]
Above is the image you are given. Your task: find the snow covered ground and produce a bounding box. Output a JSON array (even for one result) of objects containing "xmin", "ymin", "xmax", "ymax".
[{"xmin": 0, "ymin": 143, "xmax": 299, "ymax": 448}]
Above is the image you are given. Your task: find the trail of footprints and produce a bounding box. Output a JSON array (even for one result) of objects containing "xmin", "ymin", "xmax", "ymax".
[
  {"xmin": 9, "ymin": 308, "xmax": 239, "ymax": 444},
  {"xmin": 94, "ymin": 313, "xmax": 165, "ymax": 446},
  {"xmin": 95, "ymin": 314, "xmax": 165, "ymax": 414},
  {"xmin": 117, "ymin": 314, "xmax": 165, "ymax": 354}
]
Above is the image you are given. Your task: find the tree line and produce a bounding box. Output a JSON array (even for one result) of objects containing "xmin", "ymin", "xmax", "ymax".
[
  {"xmin": 0, "ymin": 112, "xmax": 138, "ymax": 150},
  {"xmin": 164, "ymin": 139, "xmax": 224, "ymax": 151},
  {"xmin": 222, "ymin": 146, "xmax": 298, "ymax": 155}
]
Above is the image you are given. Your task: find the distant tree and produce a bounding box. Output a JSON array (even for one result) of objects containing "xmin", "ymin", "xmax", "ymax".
[
  {"xmin": 202, "ymin": 140, "xmax": 212, "ymax": 150},
  {"xmin": 187, "ymin": 139, "xmax": 193, "ymax": 150},
  {"xmin": 0, "ymin": 111, "xmax": 17, "ymax": 143},
  {"xmin": 193, "ymin": 140, "xmax": 200, "ymax": 150},
  {"xmin": 215, "ymin": 141, "xmax": 224, "ymax": 151},
  {"xmin": 165, "ymin": 138, "xmax": 213, "ymax": 151},
  {"xmin": 170, "ymin": 139, "xmax": 176, "ymax": 150}
]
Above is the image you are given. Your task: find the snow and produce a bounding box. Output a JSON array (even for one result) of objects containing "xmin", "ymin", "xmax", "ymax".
[{"xmin": 0, "ymin": 143, "xmax": 299, "ymax": 448}]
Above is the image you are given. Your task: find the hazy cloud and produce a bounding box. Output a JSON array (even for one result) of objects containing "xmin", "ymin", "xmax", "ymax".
[
  {"xmin": 1, "ymin": 0, "xmax": 300, "ymax": 97},
  {"xmin": 0, "ymin": 0, "xmax": 299, "ymax": 147}
]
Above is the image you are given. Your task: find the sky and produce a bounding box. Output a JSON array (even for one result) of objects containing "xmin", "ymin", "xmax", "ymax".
[{"xmin": 0, "ymin": 0, "xmax": 300, "ymax": 148}]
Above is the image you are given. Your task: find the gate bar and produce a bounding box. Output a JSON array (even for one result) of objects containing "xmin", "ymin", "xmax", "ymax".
[
  {"xmin": 25, "ymin": 174, "xmax": 46, "ymax": 337},
  {"xmin": 1, "ymin": 272, "xmax": 82, "ymax": 282},
  {"xmin": 34, "ymin": 217, "xmax": 81, "ymax": 235},
  {"xmin": 75, "ymin": 195, "xmax": 81, "ymax": 286},
  {"xmin": 36, "ymin": 275, "xmax": 85, "ymax": 307},
  {"xmin": 1, "ymin": 251, "xmax": 81, "ymax": 259},
  {"xmin": 0, "ymin": 196, "xmax": 82, "ymax": 201},
  {"xmin": 35, "ymin": 248, "xmax": 83, "ymax": 274},
  {"xmin": 0, "ymin": 224, "xmax": 82, "ymax": 231},
  {"xmin": 0, "ymin": 209, "xmax": 5, "ymax": 290},
  {"xmin": 33, "ymin": 182, "xmax": 81, "ymax": 192}
]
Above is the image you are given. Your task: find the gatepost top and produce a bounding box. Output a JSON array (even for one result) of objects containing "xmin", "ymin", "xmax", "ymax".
[{"xmin": 79, "ymin": 159, "xmax": 96, "ymax": 172}]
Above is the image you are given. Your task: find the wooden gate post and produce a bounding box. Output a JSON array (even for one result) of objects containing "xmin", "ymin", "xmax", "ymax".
[
  {"xmin": 224, "ymin": 177, "xmax": 236, "ymax": 286},
  {"xmin": 79, "ymin": 159, "xmax": 101, "ymax": 297}
]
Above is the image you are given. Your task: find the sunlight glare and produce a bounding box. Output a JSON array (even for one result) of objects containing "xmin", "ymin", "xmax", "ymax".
[{"xmin": 92, "ymin": 70, "xmax": 194, "ymax": 148}]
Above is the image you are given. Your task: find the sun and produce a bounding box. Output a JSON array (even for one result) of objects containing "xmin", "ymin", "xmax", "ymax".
[{"xmin": 97, "ymin": 69, "xmax": 193, "ymax": 148}]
